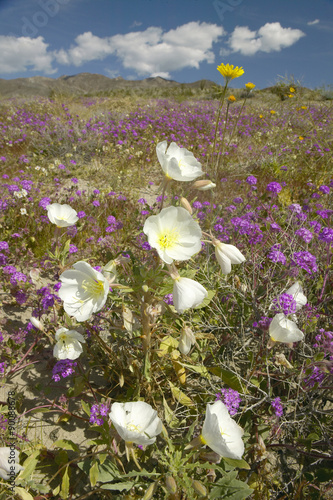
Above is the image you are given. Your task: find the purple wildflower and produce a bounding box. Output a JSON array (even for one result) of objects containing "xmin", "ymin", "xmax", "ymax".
[
  {"xmin": 295, "ymin": 228, "xmax": 313, "ymax": 243},
  {"xmin": 266, "ymin": 182, "xmax": 282, "ymax": 195},
  {"xmin": 52, "ymin": 359, "xmax": 77, "ymax": 381},
  {"xmin": 271, "ymin": 397, "xmax": 283, "ymax": 418},
  {"xmin": 292, "ymin": 251, "xmax": 318, "ymax": 274},
  {"xmin": 215, "ymin": 388, "xmax": 241, "ymax": 416}
]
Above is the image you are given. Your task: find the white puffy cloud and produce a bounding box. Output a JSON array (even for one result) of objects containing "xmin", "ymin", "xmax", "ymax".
[
  {"xmin": 0, "ymin": 35, "xmax": 56, "ymax": 74},
  {"xmin": 56, "ymin": 22, "xmax": 224, "ymax": 77},
  {"xmin": 227, "ymin": 22, "xmax": 305, "ymax": 56},
  {"xmin": 307, "ymin": 19, "xmax": 320, "ymax": 25},
  {"xmin": 54, "ymin": 32, "xmax": 114, "ymax": 66}
]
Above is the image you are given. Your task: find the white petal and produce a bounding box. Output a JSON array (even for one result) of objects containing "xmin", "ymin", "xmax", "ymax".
[
  {"xmin": 215, "ymin": 248, "xmax": 232, "ymax": 274},
  {"xmin": 173, "ymin": 278, "xmax": 208, "ymax": 313},
  {"xmin": 269, "ymin": 314, "xmax": 304, "ymax": 343},
  {"xmin": 286, "ymin": 281, "xmax": 307, "ymax": 310}
]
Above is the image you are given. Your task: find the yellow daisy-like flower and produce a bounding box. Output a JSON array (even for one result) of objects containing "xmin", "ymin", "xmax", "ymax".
[
  {"xmin": 270, "ymin": 110, "xmax": 276, "ymax": 115},
  {"xmin": 288, "ymin": 94, "xmax": 294, "ymax": 98},
  {"xmin": 259, "ymin": 114, "xmax": 264, "ymax": 118},
  {"xmin": 228, "ymin": 95, "xmax": 236, "ymax": 103},
  {"xmin": 299, "ymin": 136, "xmax": 304, "ymax": 141},
  {"xmin": 245, "ymin": 82, "xmax": 255, "ymax": 90},
  {"xmin": 217, "ymin": 63, "xmax": 244, "ymax": 81},
  {"xmin": 301, "ymin": 106, "xmax": 307, "ymax": 110},
  {"xmin": 290, "ymin": 87, "xmax": 295, "ymax": 93}
]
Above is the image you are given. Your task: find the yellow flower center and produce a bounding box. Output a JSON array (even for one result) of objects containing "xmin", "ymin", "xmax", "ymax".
[
  {"xmin": 126, "ymin": 422, "xmax": 142, "ymax": 433},
  {"xmin": 59, "ymin": 334, "xmax": 71, "ymax": 349},
  {"xmin": 158, "ymin": 229, "xmax": 179, "ymax": 250},
  {"xmin": 81, "ymin": 279, "xmax": 105, "ymax": 297}
]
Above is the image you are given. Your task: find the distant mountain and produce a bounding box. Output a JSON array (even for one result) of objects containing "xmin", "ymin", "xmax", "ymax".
[{"xmin": 0, "ymin": 73, "xmax": 216, "ymax": 98}]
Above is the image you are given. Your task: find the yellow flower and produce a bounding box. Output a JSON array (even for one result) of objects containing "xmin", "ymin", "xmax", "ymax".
[
  {"xmin": 245, "ymin": 82, "xmax": 255, "ymax": 90},
  {"xmin": 299, "ymin": 136, "xmax": 304, "ymax": 141},
  {"xmin": 290, "ymin": 87, "xmax": 295, "ymax": 93},
  {"xmin": 259, "ymin": 114, "xmax": 263, "ymax": 118},
  {"xmin": 217, "ymin": 63, "xmax": 244, "ymax": 81},
  {"xmin": 301, "ymin": 106, "xmax": 307, "ymax": 110},
  {"xmin": 228, "ymin": 95, "xmax": 236, "ymax": 103},
  {"xmin": 288, "ymin": 94, "xmax": 294, "ymax": 98},
  {"xmin": 270, "ymin": 110, "xmax": 276, "ymax": 115}
]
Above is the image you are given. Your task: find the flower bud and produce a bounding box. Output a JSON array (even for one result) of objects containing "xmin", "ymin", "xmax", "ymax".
[
  {"xmin": 143, "ymin": 482, "xmax": 158, "ymax": 500},
  {"xmin": 165, "ymin": 475, "xmax": 177, "ymax": 494},
  {"xmin": 180, "ymin": 196, "xmax": 193, "ymax": 214},
  {"xmin": 30, "ymin": 317, "xmax": 44, "ymax": 331},
  {"xmin": 178, "ymin": 327, "xmax": 196, "ymax": 355},
  {"xmin": 192, "ymin": 480, "xmax": 207, "ymax": 497},
  {"xmin": 192, "ymin": 179, "xmax": 216, "ymax": 191}
]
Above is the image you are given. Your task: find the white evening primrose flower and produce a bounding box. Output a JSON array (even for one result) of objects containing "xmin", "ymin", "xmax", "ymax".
[
  {"xmin": 285, "ymin": 281, "xmax": 307, "ymax": 311},
  {"xmin": 53, "ymin": 327, "xmax": 85, "ymax": 360},
  {"xmin": 200, "ymin": 401, "xmax": 244, "ymax": 460},
  {"xmin": 0, "ymin": 447, "xmax": 24, "ymax": 480},
  {"xmin": 156, "ymin": 141, "xmax": 203, "ymax": 182},
  {"xmin": 109, "ymin": 401, "xmax": 163, "ymax": 446},
  {"xmin": 213, "ymin": 239, "xmax": 246, "ymax": 275},
  {"xmin": 59, "ymin": 261, "xmax": 109, "ymax": 322},
  {"xmin": 47, "ymin": 203, "xmax": 78, "ymax": 227},
  {"xmin": 178, "ymin": 326, "xmax": 196, "ymax": 355},
  {"xmin": 269, "ymin": 313, "xmax": 304, "ymax": 343},
  {"xmin": 172, "ymin": 276, "xmax": 208, "ymax": 314},
  {"xmin": 143, "ymin": 206, "xmax": 202, "ymax": 264}
]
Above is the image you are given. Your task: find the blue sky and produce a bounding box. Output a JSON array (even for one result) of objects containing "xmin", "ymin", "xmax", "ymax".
[{"xmin": 0, "ymin": 0, "xmax": 332, "ymax": 88}]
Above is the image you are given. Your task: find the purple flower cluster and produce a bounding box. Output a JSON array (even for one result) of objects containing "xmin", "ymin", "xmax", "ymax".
[
  {"xmin": 271, "ymin": 397, "xmax": 283, "ymax": 418},
  {"xmin": 318, "ymin": 227, "xmax": 333, "ymax": 244},
  {"xmin": 266, "ymin": 182, "xmax": 282, "ymax": 195},
  {"xmin": 292, "ymin": 251, "xmax": 318, "ymax": 274},
  {"xmin": 89, "ymin": 403, "xmax": 109, "ymax": 426},
  {"xmin": 295, "ymin": 228, "xmax": 313, "ymax": 243},
  {"xmin": 215, "ymin": 388, "xmax": 241, "ymax": 416},
  {"xmin": 105, "ymin": 215, "xmax": 123, "ymax": 233},
  {"xmin": 273, "ymin": 293, "xmax": 297, "ymax": 316},
  {"xmin": 267, "ymin": 245, "xmax": 286, "ymax": 265},
  {"xmin": 52, "ymin": 359, "xmax": 77, "ymax": 381}
]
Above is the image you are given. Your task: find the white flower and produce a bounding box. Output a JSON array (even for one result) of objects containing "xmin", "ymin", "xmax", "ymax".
[
  {"xmin": 156, "ymin": 141, "xmax": 203, "ymax": 182},
  {"xmin": 285, "ymin": 281, "xmax": 307, "ymax": 311},
  {"xmin": 53, "ymin": 327, "xmax": 86, "ymax": 360},
  {"xmin": 178, "ymin": 326, "xmax": 196, "ymax": 355},
  {"xmin": 201, "ymin": 401, "xmax": 244, "ymax": 460},
  {"xmin": 172, "ymin": 276, "xmax": 208, "ymax": 314},
  {"xmin": 214, "ymin": 240, "xmax": 246, "ymax": 275},
  {"xmin": 109, "ymin": 401, "xmax": 163, "ymax": 446},
  {"xmin": 20, "ymin": 208, "xmax": 27, "ymax": 215},
  {"xmin": 143, "ymin": 206, "xmax": 202, "ymax": 264},
  {"xmin": 59, "ymin": 261, "xmax": 109, "ymax": 322},
  {"xmin": 269, "ymin": 313, "xmax": 304, "ymax": 343},
  {"xmin": 47, "ymin": 203, "xmax": 78, "ymax": 227},
  {"xmin": 0, "ymin": 447, "xmax": 24, "ymax": 480},
  {"xmin": 193, "ymin": 180, "xmax": 216, "ymax": 191}
]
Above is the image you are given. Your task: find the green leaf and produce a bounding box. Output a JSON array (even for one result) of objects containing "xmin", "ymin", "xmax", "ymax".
[
  {"xmin": 54, "ymin": 439, "xmax": 80, "ymax": 452},
  {"xmin": 100, "ymin": 481, "xmax": 134, "ymax": 491},
  {"xmin": 163, "ymin": 396, "xmax": 179, "ymax": 428},
  {"xmin": 18, "ymin": 451, "xmax": 40, "ymax": 480},
  {"xmin": 89, "ymin": 461, "xmax": 99, "ymax": 487},
  {"xmin": 59, "ymin": 466, "xmax": 70, "ymax": 500},
  {"xmin": 14, "ymin": 487, "xmax": 34, "ymax": 500},
  {"xmin": 223, "ymin": 457, "xmax": 251, "ymax": 470},
  {"xmin": 208, "ymin": 367, "xmax": 245, "ymax": 393},
  {"xmin": 181, "ymin": 363, "xmax": 210, "ymax": 379},
  {"xmin": 210, "ymin": 471, "xmax": 253, "ymax": 499},
  {"xmin": 169, "ymin": 381, "xmax": 195, "ymax": 406},
  {"xmin": 81, "ymin": 399, "xmax": 91, "ymax": 417}
]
